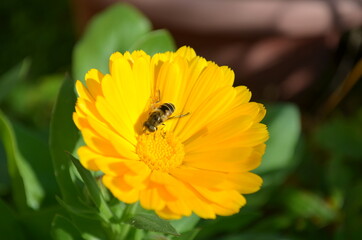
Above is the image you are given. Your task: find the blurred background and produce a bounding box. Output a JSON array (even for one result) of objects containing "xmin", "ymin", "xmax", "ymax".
[{"xmin": 1, "ymin": 0, "xmax": 362, "ymax": 239}]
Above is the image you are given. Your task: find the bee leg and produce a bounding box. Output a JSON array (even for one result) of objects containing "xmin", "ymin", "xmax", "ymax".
[
  {"xmin": 150, "ymin": 89, "xmax": 161, "ymax": 111},
  {"xmin": 159, "ymin": 124, "xmax": 167, "ymax": 138},
  {"xmin": 157, "ymin": 123, "xmax": 167, "ymax": 137},
  {"xmin": 142, "ymin": 127, "xmax": 148, "ymax": 134},
  {"xmin": 168, "ymin": 112, "xmax": 190, "ymax": 120},
  {"xmin": 156, "ymin": 89, "xmax": 161, "ymax": 103}
]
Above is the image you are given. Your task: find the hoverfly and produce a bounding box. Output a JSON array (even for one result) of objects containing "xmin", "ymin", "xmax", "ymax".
[{"xmin": 143, "ymin": 92, "xmax": 189, "ymax": 133}]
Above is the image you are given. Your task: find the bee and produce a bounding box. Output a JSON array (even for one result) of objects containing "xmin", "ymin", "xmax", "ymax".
[{"xmin": 143, "ymin": 102, "xmax": 189, "ymax": 133}]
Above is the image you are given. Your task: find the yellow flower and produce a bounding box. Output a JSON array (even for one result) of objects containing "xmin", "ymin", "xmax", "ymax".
[{"xmin": 73, "ymin": 46, "xmax": 269, "ymax": 219}]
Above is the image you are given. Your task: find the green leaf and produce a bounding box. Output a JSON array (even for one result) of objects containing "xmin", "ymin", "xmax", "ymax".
[
  {"xmin": 247, "ymin": 103, "xmax": 301, "ymax": 208},
  {"xmin": 195, "ymin": 210, "xmax": 261, "ymax": 240},
  {"xmin": 218, "ymin": 233, "xmax": 295, "ymax": 240},
  {"xmin": 0, "ymin": 59, "xmax": 30, "ymax": 103},
  {"xmin": 68, "ymin": 154, "xmax": 114, "ymax": 222},
  {"xmin": 56, "ymin": 196, "xmax": 101, "ymax": 221},
  {"xmin": 7, "ymin": 74, "xmax": 63, "ymax": 129},
  {"xmin": 341, "ymin": 182, "xmax": 362, "ymax": 239},
  {"xmin": 170, "ymin": 214, "xmax": 200, "ymax": 233},
  {"xmin": 0, "ymin": 138, "xmax": 10, "ymax": 196},
  {"xmin": 49, "ymin": 75, "xmax": 108, "ymax": 240},
  {"xmin": 281, "ymin": 188, "xmax": 337, "ymax": 226},
  {"xmin": 0, "ymin": 111, "xmax": 44, "ymax": 211},
  {"xmin": 315, "ymin": 111, "xmax": 362, "ymax": 158},
  {"xmin": 125, "ymin": 228, "xmax": 145, "ymax": 240},
  {"xmin": 49, "ymin": 74, "xmax": 80, "ymax": 206},
  {"xmin": 127, "ymin": 213, "xmax": 179, "ymax": 236},
  {"xmin": 73, "ymin": 3, "xmax": 152, "ymax": 82},
  {"xmin": 129, "ymin": 29, "xmax": 176, "ymax": 55},
  {"xmin": 173, "ymin": 229, "xmax": 200, "ymax": 240},
  {"xmin": 0, "ymin": 199, "xmax": 26, "ymax": 240},
  {"xmin": 325, "ymin": 155, "xmax": 353, "ymax": 192},
  {"xmin": 108, "ymin": 197, "xmax": 126, "ymax": 220},
  {"xmin": 51, "ymin": 215, "xmax": 83, "ymax": 240},
  {"xmin": 18, "ymin": 205, "xmax": 64, "ymax": 239},
  {"xmin": 12, "ymin": 122, "xmax": 59, "ymax": 206},
  {"xmin": 256, "ymin": 103, "xmax": 301, "ymax": 174},
  {"xmin": 245, "ymin": 214, "xmax": 294, "ymax": 233}
]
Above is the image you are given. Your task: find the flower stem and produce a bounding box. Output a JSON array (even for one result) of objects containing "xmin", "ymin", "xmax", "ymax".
[{"xmin": 118, "ymin": 202, "xmax": 139, "ymax": 240}]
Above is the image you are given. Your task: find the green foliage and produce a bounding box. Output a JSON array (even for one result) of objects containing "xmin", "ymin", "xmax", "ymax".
[
  {"xmin": 127, "ymin": 213, "xmax": 179, "ymax": 236},
  {"xmin": 0, "ymin": 0, "xmax": 74, "ymax": 77},
  {"xmin": 0, "ymin": 59, "xmax": 30, "ymax": 103},
  {"xmin": 0, "ymin": 111, "xmax": 45, "ymax": 210},
  {"xmin": 171, "ymin": 214, "xmax": 200, "ymax": 233},
  {"xmin": 6, "ymin": 74, "xmax": 63, "ymax": 129},
  {"xmin": 129, "ymin": 29, "xmax": 176, "ymax": 56},
  {"xmin": 49, "ymin": 74, "xmax": 80, "ymax": 206},
  {"xmin": 72, "ymin": 3, "xmax": 175, "ymax": 82},
  {"xmin": 173, "ymin": 229, "xmax": 201, "ymax": 240},
  {"xmin": 280, "ymin": 187, "xmax": 337, "ymax": 226},
  {"xmin": 0, "ymin": 2, "xmax": 360, "ymax": 240},
  {"xmin": 250, "ymin": 103, "xmax": 302, "ymax": 208},
  {"xmin": 51, "ymin": 215, "xmax": 83, "ymax": 240},
  {"xmin": 50, "ymin": 75, "xmax": 108, "ymax": 239},
  {"xmin": 315, "ymin": 110, "xmax": 362, "ymax": 159},
  {"xmin": 0, "ymin": 199, "xmax": 26, "ymax": 240},
  {"xmin": 68, "ymin": 154, "xmax": 114, "ymax": 223},
  {"xmin": 256, "ymin": 103, "xmax": 301, "ymax": 174}
]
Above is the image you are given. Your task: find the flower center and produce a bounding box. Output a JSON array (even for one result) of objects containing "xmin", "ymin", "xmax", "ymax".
[{"xmin": 136, "ymin": 131, "xmax": 185, "ymax": 172}]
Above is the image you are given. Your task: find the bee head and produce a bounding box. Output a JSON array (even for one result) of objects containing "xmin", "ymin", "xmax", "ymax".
[{"xmin": 143, "ymin": 122, "xmax": 157, "ymax": 132}]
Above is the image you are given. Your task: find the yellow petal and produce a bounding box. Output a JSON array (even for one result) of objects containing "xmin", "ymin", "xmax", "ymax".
[
  {"xmin": 109, "ymin": 53, "xmax": 139, "ymax": 124},
  {"xmin": 165, "ymin": 199, "xmax": 192, "ymax": 218},
  {"xmin": 175, "ymin": 86, "xmax": 236, "ymax": 142},
  {"xmin": 75, "ymin": 97, "xmax": 106, "ymax": 128},
  {"xmin": 238, "ymin": 123, "xmax": 269, "ymax": 147},
  {"xmin": 98, "ymin": 73, "xmax": 139, "ymax": 141},
  {"xmin": 167, "ymin": 56, "xmax": 208, "ymax": 130},
  {"xmin": 85, "ymin": 69, "xmax": 104, "ymax": 98},
  {"xmin": 86, "ymin": 114, "xmax": 138, "ymax": 158},
  {"xmin": 73, "ymin": 112, "xmax": 90, "ymax": 131},
  {"xmin": 170, "ymin": 166, "xmax": 228, "ymax": 189},
  {"xmin": 155, "ymin": 60, "xmax": 184, "ymax": 108},
  {"xmin": 154, "ymin": 171, "xmax": 216, "ymax": 219},
  {"xmin": 81, "ymin": 129, "xmax": 120, "ymax": 156},
  {"xmin": 132, "ymin": 55, "xmax": 153, "ymax": 114},
  {"xmin": 175, "ymin": 46, "xmax": 196, "ymax": 60},
  {"xmin": 123, "ymin": 164, "xmax": 151, "ymax": 189},
  {"xmin": 233, "ymin": 85, "xmax": 251, "ymax": 105},
  {"xmin": 193, "ymin": 186, "xmax": 246, "ymax": 214},
  {"xmin": 183, "ymin": 147, "xmax": 254, "ymax": 172},
  {"xmin": 225, "ymin": 172, "xmax": 263, "ymax": 194},
  {"xmin": 184, "ymin": 115, "xmax": 254, "ymax": 152},
  {"xmin": 75, "ymin": 80, "xmax": 93, "ymax": 101},
  {"xmin": 77, "ymin": 146, "xmax": 100, "ymax": 171},
  {"xmin": 139, "ymin": 187, "xmax": 166, "ymax": 211},
  {"xmin": 102, "ymin": 175, "xmax": 139, "ymax": 203},
  {"xmin": 255, "ymin": 103, "xmax": 266, "ymax": 122},
  {"xmin": 155, "ymin": 207, "xmax": 183, "ymax": 220},
  {"xmin": 220, "ymin": 66, "xmax": 235, "ymax": 87},
  {"xmin": 77, "ymin": 146, "xmax": 142, "ymax": 175},
  {"xmin": 85, "ymin": 68, "xmax": 103, "ymax": 84}
]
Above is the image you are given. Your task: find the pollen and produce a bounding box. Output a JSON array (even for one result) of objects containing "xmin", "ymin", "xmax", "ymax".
[{"xmin": 136, "ymin": 131, "xmax": 185, "ymax": 172}]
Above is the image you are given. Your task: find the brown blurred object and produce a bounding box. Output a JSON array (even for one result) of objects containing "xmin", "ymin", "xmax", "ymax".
[{"xmin": 72, "ymin": 0, "xmax": 362, "ymax": 107}]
